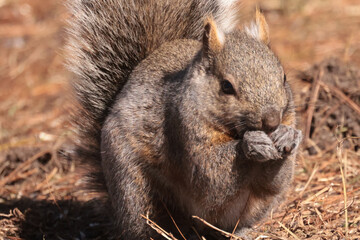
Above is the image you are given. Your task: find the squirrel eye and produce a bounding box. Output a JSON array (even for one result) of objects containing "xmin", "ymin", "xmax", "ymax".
[{"xmin": 221, "ymin": 80, "xmax": 235, "ymax": 95}]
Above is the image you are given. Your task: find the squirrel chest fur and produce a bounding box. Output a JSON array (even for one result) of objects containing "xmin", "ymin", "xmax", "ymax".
[{"xmin": 68, "ymin": 0, "xmax": 302, "ymax": 239}]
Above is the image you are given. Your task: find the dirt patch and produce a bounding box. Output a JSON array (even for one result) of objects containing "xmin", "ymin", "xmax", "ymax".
[{"xmin": 297, "ymin": 57, "xmax": 360, "ymax": 155}]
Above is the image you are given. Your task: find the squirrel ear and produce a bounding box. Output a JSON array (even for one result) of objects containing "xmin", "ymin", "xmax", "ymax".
[
  {"xmin": 245, "ymin": 8, "xmax": 270, "ymax": 45},
  {"xmin": 203, "ymin": 16, "xmax": 225, "ymax": 55}
]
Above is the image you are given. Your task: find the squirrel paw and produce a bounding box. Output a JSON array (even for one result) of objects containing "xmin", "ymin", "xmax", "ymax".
[
  {"xmin": 270, "ymin": 124, "xmax": 302, "ymax": 158},
  {"xmin": 241, "ymin": 131, "xmax": 281, "ymax": 162}
]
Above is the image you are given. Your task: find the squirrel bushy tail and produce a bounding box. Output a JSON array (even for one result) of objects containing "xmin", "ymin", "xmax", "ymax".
[{"xmin": 67, "ymin": 0, "xmax": 241, "ymax": 192}]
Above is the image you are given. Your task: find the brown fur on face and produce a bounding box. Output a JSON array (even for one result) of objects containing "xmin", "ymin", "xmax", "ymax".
[{"xmin": 282, "ymin": 111, "xmax": 296, "ymax": 126}]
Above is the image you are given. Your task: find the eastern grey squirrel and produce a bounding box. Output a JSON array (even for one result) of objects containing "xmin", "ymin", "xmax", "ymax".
[{"xmin": 67, "ymin": 0, "xmax": 302, "ymax": 239}]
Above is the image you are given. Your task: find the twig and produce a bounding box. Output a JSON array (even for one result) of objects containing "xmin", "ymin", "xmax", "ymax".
[
  {"xmin": 0, "ymin": 150, "xmax": 50, "ymax": 187},
  {"xmin": 192, "ymin": 216, "xmax": 243, "ymax": 240},
  {"xmin": 353, "ymin": 215, "xmax": 360, "ymax": 224},
  {"xmin": 0, "ymin": 212, "xmax": 14, "ymax": 218},
  {"xmin": 305, "ymin": 69, "xmax": 323, "ymax": 142},
  {"xmin": 253, "ymin": 231, "xmax": 287, "ymax": 240},
  {"xmin": 319, "ymin": 81, "xmax": 360, "ymax": 116},
  {"xmin": 162, "ymin": 201, "xmax": 186, "ymax": 240},
  {"xmin": 231, "ymin": 218, "xmax": 241, "ymax": 239},
  {"xmin": 301, "ymin": 184, "xmax": 332, "ymax": 205},
  {"xmin": 0, "ymin": 137, "xmax": 35, "ymax": 152},
  {"xmin": 141, "ymin": 214, "xmax": 177, "ymax": 240},
  {"xmin": 300, "ymin": 163, "xmax": 318, "ymax": 196},
  {"xmin": 338, "ymin": 197, "xmax": 354, "ymax": 215},
  {"xmin": 277, "ymin": 221, "xmax": 300, "ymax": 240},
  {"xmin": 254, "ymin": 235, "xmax": 269, "ymax": 240},
  {"xmin": 315, "ymin": 208, "xmax": 325, "ymax": 224},
  {"xmin": 337, "ymin": 143, "xmax": 349, "ymax": 238},
  {"xmin": 191, "ymin": 226, "xmax": 203, "ymax": 240},
  {"xmin": 3, "ymin": 237, "xmax": 22, "ymax": 240},
  {"xmin": 35, "ymin": 167, "xmax": 58, "ymax": 191},
  {"xmin": 5, "ymin": 168, "xmax": 39, "ymax": 186}
]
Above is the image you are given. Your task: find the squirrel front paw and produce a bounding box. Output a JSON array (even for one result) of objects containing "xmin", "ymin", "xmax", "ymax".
[
  {"xmin": 241, "ymin": 131, "xmax": 281, "ymax": 162},
  {"xmin": 269, "ymin": 124, "xmax": 302, "ymax": 158},
  {"xmin": 241, "ymin": 125, "xmax": 302, "ymax": 162}
]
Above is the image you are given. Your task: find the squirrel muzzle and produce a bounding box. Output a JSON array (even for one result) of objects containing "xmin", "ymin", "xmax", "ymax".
[
  {"xmin": 262, "ymin": 107, "xmax": 281, "ymax": 133},
  {"xmin": 244, "ymin": 107, "xmax": 281, "ymax": 133}
]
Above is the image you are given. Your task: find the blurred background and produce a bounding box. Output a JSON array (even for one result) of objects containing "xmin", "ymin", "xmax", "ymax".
[{"xmin": 0, "ymin": 0, "xmax": 359, "ymax": 239}]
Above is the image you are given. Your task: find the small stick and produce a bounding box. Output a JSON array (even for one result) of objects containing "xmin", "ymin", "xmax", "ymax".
[
  {"xmin": 35, "ymin": 167, "xmax": 58, "ymax": 191},
  {"xmin": 301, "ymin": 184, "xmax": 332, "ymax": 205},
  {"xmin": 141, "ymin": 214, "xmax": 177, "ymax": 240},
  {"xmin": 0, "ymin": 212, "xmax": 14, "ymax": 218},
  {"xmin": 304, "ymin": 69, "xmax": 323, "ymax": 142},
  {"xmin": 254, "ymin": 232, "xmax": 287, "ymax": 240},
  {"xmin": 319, "ymin": 81, "xmax": 360, "ymax": 116},
  {"xmin": 192, "ymin": 216, "xmax": 243, "ymax": 240},
  {"xmin": 300, "ymin": 163, "xmax": 318, "ymax": 196},
  {"xmin": 7, "ymin": 168, "xmax": 39, "ymax": 185},
  {"xmin": 4, "ymin": 237, "xmax": 22, "ymax": 240},
  {"xmin": 191, "ymin": 226, "xmax": 203, "ymax": 240},
  {"xmin": 162, "ymin": 201, "xmax": 186, "ymax": 240},
  {"xmin": 277, "ymin": 221, "xmax": 300, "ymax": 240},
  {"xmin": 337, "ymin": 143, "xmax": 349, "ymax": 238},
  {"xmin": 231, "ymin": 218, "xmax": 241, "ymax": 239},
  {"xmin": 0, "ymin": 150, "xmax": 50, "ymax": 187},
  {"xmin": 353, "ymin": 215, "xmax": 360, "ymax": 224},
  {"xmin": 315, "ymin": 208, "xmax": 325, "ymax": 224}
]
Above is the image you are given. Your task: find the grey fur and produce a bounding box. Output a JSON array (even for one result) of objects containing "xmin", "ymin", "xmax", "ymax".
[{"xmin": 67, "ymin": 0, "xmax": 302, "ymax": 239}]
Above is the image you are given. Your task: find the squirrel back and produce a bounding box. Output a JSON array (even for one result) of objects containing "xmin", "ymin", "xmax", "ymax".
[{"xmin": 67, "ymin": 0, "xmax": 242, "ymax": 192}]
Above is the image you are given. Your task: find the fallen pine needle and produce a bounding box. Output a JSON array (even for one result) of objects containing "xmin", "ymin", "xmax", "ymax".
[
  {"xmin": 162, "ymin": 202, "xmax": 186, "ymax": 240},
  {"xmin": 319, "ymin": 81, "xmax": 360, "ymax": 116},
  {"xmin": 301, "ymin": 184, "xmax": 332, "ymax": 205},
  {"xmin": 35, "ymin": 167, "xmax": 58, "ymax": 191},
  {"xmin": 231, "ymin": 218, "xmax": 241, "ymax": 239},
  {"xmin": 305, "ymin": 69, "xmax": 323, "ymax": 142},
  {"xmin": 192, "ymin": 216, "xmax": 243, "ymax": 240},
  {"xmin": 191, "ymin": 226, "xmax": 203, "ymax": 240},
  {"xmin": 300, "ymin": 163, "xmax": 319, "ymax": 196},
  {"xmin": 141, "ymin": 214, "xmax": 177, "ymax": 240},
  {"xmin": 315, "ymin": 208, "xmax": 325, "ymax": 224},
  {"xmin": 277, "ymin": 221, "xmax": 300, "ymax": 240},
  {"xmin": 337, "ymin": 144, "xmax": 349, "ymax": 238},
  {"xmin": 0, "ymin": 150, "xmax": 50, "ymax": 188},
  {"xmin": 353, "ymin": 215, "xmax": 360, "ymax": 224}
]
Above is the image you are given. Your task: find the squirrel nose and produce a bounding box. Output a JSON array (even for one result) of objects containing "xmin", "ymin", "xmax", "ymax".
[{"xmin": 262, "ymin": 108, "xmax": 281, "ymax": 133}]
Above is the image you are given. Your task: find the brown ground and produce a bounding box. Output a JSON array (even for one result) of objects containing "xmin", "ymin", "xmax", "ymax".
[{"xmin": 0, "ymin": 0, "xmax": 359, "ymax": 239}]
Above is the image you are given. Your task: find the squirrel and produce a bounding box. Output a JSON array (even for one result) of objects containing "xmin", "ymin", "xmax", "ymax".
[{"xmin": 67, "ymin": 0, "xmax": 302, "ymax": 239}]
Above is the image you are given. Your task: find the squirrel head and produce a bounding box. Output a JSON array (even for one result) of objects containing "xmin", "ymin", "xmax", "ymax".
[{"xmin": 191, "ymin": 11, "xmax": 294, "ymax": 137}]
